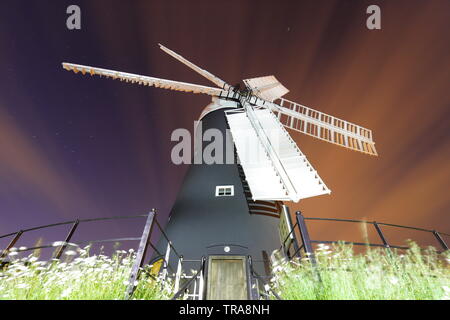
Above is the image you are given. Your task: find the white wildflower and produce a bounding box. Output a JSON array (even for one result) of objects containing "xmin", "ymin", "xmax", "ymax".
[
  {"xmin": 389, "ymin": 276, "xmax": 399, "ymax": 285},
  {"xmin": 15, "ymin": 265, "xmax": 28, "ymax": 272},
  {"xmin": 442, "ymin": 287, "xmax": 450, "ymax": 300},
  {"xmin": 272, "ymin": 265, "xmax": 281, "ymax": 272},
  {"xmin": 64, "ymin": 250, "xmax": 77, "ymax": 256},
  {"xmin": 290, "ymin": 260, "xmax": 301, "ymax": 266},
  {"xmin": 16, "ymin": 283, "xmax": 30, "ymax": 289},
  {"xmin": 61, "ymin": 288, "xmax": 72, "ymax": 298},
  {"xmin": 365, "ymin": 275, "xmax": 381, "ymax": 290},
  {"xmin": 77, "ymin": 247, "xmax": 88, "ymax": 256}
]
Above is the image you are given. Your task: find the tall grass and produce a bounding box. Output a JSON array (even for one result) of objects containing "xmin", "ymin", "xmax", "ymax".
[
  {"xmin": 0, "ymin": 246, "xmax": 173, "ymax": 300},
  {"xmin": 271, "ymin": 242, "xmax": 450, "ymax": 300},
  {"xmin": 2, "ymin": 242, "xmax": 448, "ymax": 300}
]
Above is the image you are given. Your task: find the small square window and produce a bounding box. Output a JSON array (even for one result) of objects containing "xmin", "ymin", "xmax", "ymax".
[{"xmin": 215, "ymin": 185, "xmax": 234, "ymax": 197}]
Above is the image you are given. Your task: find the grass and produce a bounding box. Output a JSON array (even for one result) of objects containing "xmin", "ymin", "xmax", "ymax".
[
  {"xmin": 270, "ymin": 242, "xmax": 450, "ymax": 300},
  {"xmin": 1, "ymin": 241, "xmax": 448, "ymax": 300},
  {"xmin": 0, "ymin": 246, "xmax": 173, "ymax": 300}
]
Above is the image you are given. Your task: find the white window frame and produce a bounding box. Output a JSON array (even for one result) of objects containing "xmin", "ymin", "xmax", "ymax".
[{"xmin": 215, "ymin": 185, "xmax": 234, "ymax": 197}]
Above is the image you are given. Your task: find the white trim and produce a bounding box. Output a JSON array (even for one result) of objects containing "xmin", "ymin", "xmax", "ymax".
[{"xmin": 215, "ymin": 185, "xmax": 234, "ymax": 197}]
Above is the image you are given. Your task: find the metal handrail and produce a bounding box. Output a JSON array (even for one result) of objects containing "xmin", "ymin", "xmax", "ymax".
[
  {"xmin": 153, "ymin": 218, "xmax": 181, "ymax": 259},
  {"xmin": 304, "ymin": 217, "xmax": 450, "ymax": 237},
  {"xmin": 0, "ymin": 214, "xmax": 151, "ymax": 261},
  {"xmin": 0, "ymin": 210, "xmax": 184, "ymax": 300},
  {"xmin": 279, "ymin": 221, "xmax": 299, "ymax": 251},
  {"xmin": 171, "ymin": 257, "xmax": 205, "ymax": 300},
  {"xmin": 285, "ymin": 212, "xmax": 449, "ymax": 268},
  {"xmin": 249, "ymin": 260, "xmax": 281, "ymax": 300},
  {"xmin": 0, "ymin": 214, "xmax": 148, "ymax": 240},
  {"xmin": 310, "ymin": 240, "xmax": 409, "ymax": 250}
]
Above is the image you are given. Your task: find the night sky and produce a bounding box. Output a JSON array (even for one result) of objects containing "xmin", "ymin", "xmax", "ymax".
[{"xmin": 0, "ymin": 1, "xmax": 449, "ymax": 252}]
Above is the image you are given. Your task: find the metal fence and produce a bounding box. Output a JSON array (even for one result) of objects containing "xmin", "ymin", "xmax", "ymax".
[
  {"xmin": 0, "ymin": 209, "xmax": 181, "ymax": 298},
  {"xmin": 281, "ymin": 211, "xmax": 449, "ymax": 265},
  {"xmin": 2, "ymin": 209, "xmax": 448, "ymax": 299}
]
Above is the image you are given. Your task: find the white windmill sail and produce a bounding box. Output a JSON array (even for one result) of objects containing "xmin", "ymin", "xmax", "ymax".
[
  {"xmin": 268, "ymin": 98, "xmax": 378, "ymax": 156},
  {"xmin": 243, "ymin": 76, "xmax": 289, "ymax": 102},
  {"xmin": 159, "ymin": 44, "xmax": 232, "ymax": 91},
  {"xmin": 235, "ymin": 152, "xmax": 284, "ymax": 218},
  {"xmin": 225, "ymin": 102, "xmax": 330, "ymax": 202},
  {"xmin": 62, "ymin": 63, "xmax": 227, "ymax": 97},
  {"xmin": 226, "ymin": 109, "xmax": 290, "ymax": 201}
]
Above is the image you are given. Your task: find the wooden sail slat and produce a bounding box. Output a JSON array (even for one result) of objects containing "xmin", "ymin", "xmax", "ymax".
[
  {"xmin": 62, "ymin": 62, "xmax": 228, "ymax": 98},
  {"xmin": 270, "ymin": 98, "xmax": 378, "ymax": 156}
]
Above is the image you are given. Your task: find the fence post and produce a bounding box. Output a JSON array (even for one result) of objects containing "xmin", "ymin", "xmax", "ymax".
[
  {"xmin": 54, "ymin": 220, "xmax": 79, "ymax": 259},
  {"xmin": 373, "ymin": 222, "xmax": 390, "ymax": 248},
  {"xmin": 295, "ymin": 211, "xmax": 316, "ymax": 266},
  {"xmin": 0, "ymin": 230, "xmax": 23, "ymax": 260},
  {"xmin": 198, "ymin": 256, "xmax": 206, "ymax": 300},
  {"xmin": 160, "ymin": 241, "xmax": 171, "ymax": 286},
  {"xmin": 125, "ymin": 209, "xmax": 156, "ymax": 299},
  {"xmin": 433, "ymin": 231, "xmax": 448, "ymax": 251},
  {"xmin": 174, "ymin": 255, "xmax": 183, "ymax": 293},
  {"xmin": 281, "ymin": 205, "xmax": 299, "ymax": 259},
  {"xmin": 262, "ymin": 250, "xmax": 272, "ymax": 277}
]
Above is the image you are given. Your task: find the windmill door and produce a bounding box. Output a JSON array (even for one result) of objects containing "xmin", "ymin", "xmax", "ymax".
[{"xmin": 206, "ymin": 255, "xmax": 249, "ymax": 300}]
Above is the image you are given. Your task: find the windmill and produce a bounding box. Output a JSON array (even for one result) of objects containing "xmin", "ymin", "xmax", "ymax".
[{"xmin": 62, "ymin": 44, "xmax": 377, "ymax": 298}]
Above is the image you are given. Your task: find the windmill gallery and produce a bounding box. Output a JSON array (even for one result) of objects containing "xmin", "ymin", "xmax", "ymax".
[{"xmin": 62, "ymin": 44, "xmax": 377, "ymax": 299}]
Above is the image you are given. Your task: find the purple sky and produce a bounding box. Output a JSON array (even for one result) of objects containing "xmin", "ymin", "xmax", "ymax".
[{"xmin": 0, "ymin": 0, "xmax": 449, "ymax": 254}]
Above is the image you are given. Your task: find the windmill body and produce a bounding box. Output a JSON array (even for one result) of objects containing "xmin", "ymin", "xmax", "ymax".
[
  {"xmin": 162, "ymin": 101, "xmax": 280, "ymax": 273},
  {"xmin": 62, "ymin": 44, "xmax": 377, "ymax": 297}
]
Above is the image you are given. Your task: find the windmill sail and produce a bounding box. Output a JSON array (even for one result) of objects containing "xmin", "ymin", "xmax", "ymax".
[
  {"xmin": 270, "ymin": 98, "xmax": 378, "ymax": 156},
  {"xmin": 159, "ymin": 44, "xmax": 232, "ymax": 90},
  {"xmin": 243, "ymin": 76, "xmax": 289, "ymax": 102},
  {"xmin": 235, "ymin": 152, "xmax": 283, "ymax": 218},
  {"xmin": 62, "ymin": 62, "xmax": 227, "ymax": 97},
  {"xmin": 225, "ymin": 104, "xmax": 331, "ymax": 203}
]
